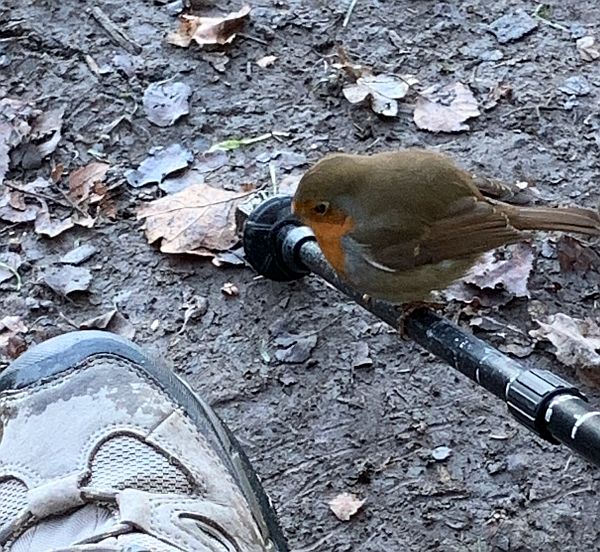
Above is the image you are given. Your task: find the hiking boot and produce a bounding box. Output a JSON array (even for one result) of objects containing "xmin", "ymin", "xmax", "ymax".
[{"xmin": 0, "ymin": 330, "xmax": 288, "ymax": 551}]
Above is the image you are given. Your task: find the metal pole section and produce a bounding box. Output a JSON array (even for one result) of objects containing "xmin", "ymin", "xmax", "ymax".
[{"xmin": 242, "ymin": 195, "xmax": 600, "ymax": 467}]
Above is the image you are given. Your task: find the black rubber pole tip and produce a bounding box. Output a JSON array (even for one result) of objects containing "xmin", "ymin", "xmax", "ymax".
[{"xmin": 243, "ymin": 195, "xmax": 310, "ymax": 282}]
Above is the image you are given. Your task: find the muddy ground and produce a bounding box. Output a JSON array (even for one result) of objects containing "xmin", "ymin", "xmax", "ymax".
[{"xmin": 2, "ymin": 0, "xmax": 600, "ymax": 550}]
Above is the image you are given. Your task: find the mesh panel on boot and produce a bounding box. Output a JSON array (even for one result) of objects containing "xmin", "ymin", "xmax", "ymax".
[
  {"xmin": 88, "ymin": 435, "xmax": 194, "ymax": 494},
  {"xmin": 0, "ymin": 478, "xmax": 28, "ymax": 526}
]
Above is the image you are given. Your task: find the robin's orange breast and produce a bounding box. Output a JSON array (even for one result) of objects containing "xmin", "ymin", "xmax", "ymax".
[{"xmin": 309, "ymin": 216, "xmax": 355, "ymax": 275}]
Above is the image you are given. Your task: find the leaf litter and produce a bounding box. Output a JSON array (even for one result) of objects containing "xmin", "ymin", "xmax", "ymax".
[
  {"xmin": 530, "ymin": 314, "xmax": 600, "ymax": 384},
  {"xmin": 167, "ymin": 5, "xmax": 251, "ymax": 48}
]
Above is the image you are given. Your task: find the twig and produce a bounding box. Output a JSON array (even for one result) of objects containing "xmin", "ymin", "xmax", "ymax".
[
  {"xmin": 237, "ymin": 33, "xmax": 268, "ymax": 46},
  {"xmin": 4, "ymin": 182, "xmax": 71, "ymax": 209},
  {"xmin": 91, "ymin": 7, "xmax": 142, "ymax": 54},
  {"xmin": 269, "ymin": 163, "xmax": 278, "ymax": 195},
  {"xmin": 0, "ymin": 262, "xmax": 22, "ymax": 291},
  {"xmin": 342, "ymin": 0, "xmax": 359, "ymax": 27},
  {"xmin": 532, "ymin": 5, "xmax": 569, "ymax": 32}
]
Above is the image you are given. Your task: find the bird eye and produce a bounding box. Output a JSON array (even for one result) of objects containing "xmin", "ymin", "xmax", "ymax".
[{"xmin": 313, "ymin": 202, "xmax": 329, "ymax": 215}]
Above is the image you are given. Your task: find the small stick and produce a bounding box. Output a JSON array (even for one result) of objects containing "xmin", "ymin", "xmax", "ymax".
[
  {"xmin": 4, "ymin": 182, "xmax": 71, "ymax": 209},
  {"xmin": 237, "ymin": 33, "xmax": 268, "ymax": 46},
  {"xmin": 343, "ymin": 0, "xmax": 359, "ymax": 27},
  {"xmin": 91, "ymin": 7, "xmax": 142, "ymax": 54}
]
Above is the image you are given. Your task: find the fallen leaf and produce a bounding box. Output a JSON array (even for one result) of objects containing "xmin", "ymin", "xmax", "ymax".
[
  {"xmin": 203, "ymin": 52, "xmax": 230, "ymax": 72},
  {"xmin": 557, "ymin": 236, "xmax": 600, "ymax": 273},
  {"xmin": 159, "ymin": 169, "xmax": 204, "ymax": 194},
  {"xmin": 273, "ymin": 333, "xmax": 317, "ymax": 364},
  {"xmin": 34, "ymin": 204, "xmax": 75, "ymax": 238},
  {"xmin": 27, "ymin": 107, "xmax": 64, "ymax": 161},
  {"xmin": 167, "ymin": 5, "xmax": 251, "ymax": 48},
  {"xmin": 143, "ymin": 81, "xmax": 192, "ymax": 127},
  {"xmin": 576, "ymin": 36, "xmax": 600, "ymax": 62},
  {"xmin": 343, "ymin": 74, "xmax": 417, "ymax": 117},
  {"xmin": 126, "ymin": 144, "xmax": 192, "ymax": 188},
  {"xmin": 50, "ymin": 163, "xmax": 64, "ymax": 184},
  {"xmin": 68, "ymin": 162, "xmax": 110, "ymax": 204},
  {"xmin": 221, "ymin": 282, "xmax": 239, "ymax": 296},
  {"xmin": 212, "ymin": 247, "xmax": 245, "ymax": 267},
  {"xmin": 328, "ymin": 492, "xmax": 365, "ymax": 521},
  {"xmin": 80, "ymin": 309, "xmax": 136, "ymax": 340},
  {"xmin": 0, "ymin": 252, "xmax": 22, "ymax": 285},
  {"xmin": 414, "ymin": 82, "xmax": 480, "ymax": 133},
  {"xmin": 444, "ymin": 243, "xmax": 534, "ymax": 306},
  {"xmin": 256, "ymin": 55, "xmax": 277, "ymax": 68},
  {"xmin": 488, "ymin": 11, "xmax": 538, "ymax": 44},
  {"xmin": 0, "ymin": 315, "xmax": 28, "ymax": 357},
  {"xmin": 208, "ymin": 133, "xmax": 272, "ymax": 153},
  {"xmin": 0, "ymin": 195, "xmax": 39, "ymax": 223},
  {"xmin": 137, "ymin": 182, "xmax": 246, "ymax": 256},
  {"xmin": 43, "ymin": 266, "xmax": 92, "ymax": 296},
  {"xmin": 352, "ymin": 342, "xmax": 373, "ymax": 368},
  {"xmin": 0, "ymin": 98, "xmax": 38, "ymax": 179},
  {"xmin": 179, "ymin": 295, "xmax": 208, "ymax": 334},
  {"xmin": 59, "ymin": 244, "xmax": 98, "ymax": 265},
  {"xmin": 530, "ymin": 314, "xmax": 600, "ymax": 372}
]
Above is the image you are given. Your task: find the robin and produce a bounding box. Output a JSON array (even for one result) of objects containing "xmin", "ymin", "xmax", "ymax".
[{"xmin": 292, "ymin": 149, "xmax": 600, "ymax": 304}]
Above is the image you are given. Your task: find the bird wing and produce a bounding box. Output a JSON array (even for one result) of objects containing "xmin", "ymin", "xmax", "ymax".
[{"xmin": 350, "ymin": 197, "xmax": 524, "ymax": 272}]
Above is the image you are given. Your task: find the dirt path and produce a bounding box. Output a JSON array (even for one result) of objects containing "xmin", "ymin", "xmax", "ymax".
[{"xmin": 2, "ymin": 1, "xmax": 600, "ymax": 550}]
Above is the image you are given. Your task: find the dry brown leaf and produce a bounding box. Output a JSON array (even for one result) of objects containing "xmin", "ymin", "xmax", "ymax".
[
  {"xmin": 0, "ymin": 315, "xmax": 28, "ymax": 357},
  {"xmin": 414, "ymin": 82, "xmax": 480, "ymax": 132},
  {"xmin": 530, "ymin": 314, "xmax": 600, "ymax": 377},
  {"xmin": 167, "ymin": 5, "xmax": 251, "ymax": 48},
  {"xmin": 557, "ymin": 236, "xmax": 600, "ymax": 273},
  {"xmin": 137, "ymin": 183, "xmax": 247, "ymax": 256},
  {"xmin": 444, "ymin": 243, "xmax": 534, "ymax": 306},
  {"xmin": 80, "ymin": 309, "xmax": 136, "ymax": 340},
  {"xmin": 328, "ymin": 492, "xmax": 365, "ymax": 521},
  {"xmin": 68, "ymin": 162, "xmax": 110, "ymax": 204},
  {"xmin": 256, "ymin": 55, "xmax": 277, "ymax": 68},
  {"xmin": 576, "ymin": 36, "xmax": 600, "ymax": 62}
]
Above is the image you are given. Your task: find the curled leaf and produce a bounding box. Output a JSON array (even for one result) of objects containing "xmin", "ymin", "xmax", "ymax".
[{"xmin": 167, "ymin": 5, "xmax": 251, "ymax": 48}]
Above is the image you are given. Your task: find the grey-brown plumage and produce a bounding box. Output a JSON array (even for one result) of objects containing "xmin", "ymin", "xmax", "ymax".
[{"xmin": 293, "ymin": 149, "xmax": 600, "ymax": 303}]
